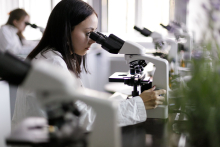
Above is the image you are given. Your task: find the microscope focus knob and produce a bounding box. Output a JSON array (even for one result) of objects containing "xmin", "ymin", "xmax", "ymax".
[{"xmin": 139, "ymin": 60, "xmax": 147, "ymax": 67}]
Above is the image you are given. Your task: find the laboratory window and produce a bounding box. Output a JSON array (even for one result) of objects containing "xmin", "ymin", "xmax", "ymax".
[{"xmin": 107, "ymin": 0, "xmax": 170, "ymax": 36}]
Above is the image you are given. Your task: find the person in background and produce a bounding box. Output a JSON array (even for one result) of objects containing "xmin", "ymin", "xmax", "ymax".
[
  {"xmin": 0, "ymin": 8, "xmax": 38, "ymax": 55},
  {"xmin": 12, "ymin": 0, "xmax": 166, "ymax": 131}
]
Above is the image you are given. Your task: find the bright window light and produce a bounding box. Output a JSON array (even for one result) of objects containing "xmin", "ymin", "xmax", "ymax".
[
  {"xmin": 108, "ymin": 0, "xmax": 135, "ymax": 34},
  {"xmin": 19, "ymin": 0, "xmax": 51, "ymax": 40},
  {"xmin": 142, "ymin": 0, "xmax": 169, "ymax": 35},
  {"xmin": 52, "ymin": 0, "xmax": 61, "ymax": 8},
  {"xmin": 108, "ymin": 0, "xmax": 169, "ymax": 36}
]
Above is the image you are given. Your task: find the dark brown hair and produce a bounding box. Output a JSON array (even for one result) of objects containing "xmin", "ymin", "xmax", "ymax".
[
  {"xmin": 6, "ymin": 8, "xmax": 28, "ymax": 41},
  {"xmin": 27, "ymin": 0, "xmax": 97, "ymax": 78}
]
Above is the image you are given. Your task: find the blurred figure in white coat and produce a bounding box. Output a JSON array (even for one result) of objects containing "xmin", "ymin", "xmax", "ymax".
[{"xmin": 0, "ymin": 8, "xmax": 38, "ymax": 55}]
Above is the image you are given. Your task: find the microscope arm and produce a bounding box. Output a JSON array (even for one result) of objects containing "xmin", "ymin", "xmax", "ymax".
[
  {"xmin": 164, "ymin": 38, "xmax": 179, "ymax": 74},
  {"xmin": 124, "ymin": 54, "xmax": 169, "ymax": 118}
]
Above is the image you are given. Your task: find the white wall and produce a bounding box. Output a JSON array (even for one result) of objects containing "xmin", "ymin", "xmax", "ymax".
[
  {"xmin": 187, "ymin": 0, "xmax": 220, "ymax": 43},
  {"xmin": 0, "ymin": 0, "xmax": 19, "ymax": 26},
  {"xmin": 187, "ymin": 0, "xmax": 208, "ymax": 43}
]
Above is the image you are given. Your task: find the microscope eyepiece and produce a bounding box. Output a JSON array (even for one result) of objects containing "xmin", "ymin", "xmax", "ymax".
[
  {"xmin": 25, "ymin": 22, "xmax": 38, "ymax": 29},
  {"xmin": 89, "ymin": 32, "xmax": 106, "ymax": 44},
  {"xmin": 134, "ymin": 26, "xmax": 152, "ymax": 37},
  {"xmin": 89, "ymin": 31, "xmax": 125, "ymax": 54},
  {"xmin": 160, "ymin": 23, "xmax": 172, "ymax": 31},
  {"xmin": 134, "ymin": 26, "xmax": 142, "ymax": 32}
]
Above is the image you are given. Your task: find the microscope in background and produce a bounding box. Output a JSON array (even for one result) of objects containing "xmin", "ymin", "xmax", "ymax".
[
  {"xmin": 133, "ymin": 26, "xmax": 168, "ymax": 52},
  {"xmin": 160, "ymin": 22, "xmax": 193, "ymax": 63},
  {"xmin": 134, "ymin": 26, "xmax": 179, "ymax": 74},
  {"xmin": 0, "ymin": 51, "xmax": 121, "ymax": 147},
  {"xmin": 89, "ymin": 32, "xmax": 169, "ymax": 119},
  {"xmin": 25, "ymin": 22, "xmax": 45, "ymax": 33}
]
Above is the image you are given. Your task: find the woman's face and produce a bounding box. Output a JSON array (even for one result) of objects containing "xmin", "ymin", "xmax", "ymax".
[
  {"xmin": 71, "ymin": 13, "xmax": 98, "ymax": 56},
  {"xmin": 13, "ymin": 15, "xmax": 29, "ymax": 32}
]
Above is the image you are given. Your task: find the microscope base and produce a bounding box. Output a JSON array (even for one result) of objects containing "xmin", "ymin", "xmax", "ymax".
[{"xmin": 146, "ymin": 105, "xmax": 168, "ymax": 119}]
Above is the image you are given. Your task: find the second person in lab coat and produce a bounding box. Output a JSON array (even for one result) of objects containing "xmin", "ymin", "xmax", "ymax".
[
  {"xmin": 12, "ymin": 0, "xmax": 166, "ymax": 131},
  {"xmin": 0, "ymin": 8, "xmax": 38, "ymax": 55}
]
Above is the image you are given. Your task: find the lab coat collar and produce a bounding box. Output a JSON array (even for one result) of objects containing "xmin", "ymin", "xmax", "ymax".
[{"xmin": 5, "ymin": 24, "xmax": 19, "ymax": 33}]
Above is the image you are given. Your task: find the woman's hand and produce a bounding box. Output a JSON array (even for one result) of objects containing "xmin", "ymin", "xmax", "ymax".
[{"xmin": 139, "ymin": 86, "xmax": 166, "ymax": 110}]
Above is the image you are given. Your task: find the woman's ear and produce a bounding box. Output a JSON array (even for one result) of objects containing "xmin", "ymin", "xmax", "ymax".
[{"xmin": 13, "ymin": 20, "xmax": 18, "ymax": 27}]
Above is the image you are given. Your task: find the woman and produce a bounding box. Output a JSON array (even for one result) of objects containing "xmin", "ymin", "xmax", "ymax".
[
  {"xmin": 12, "ymin": 0, "xmax": 166, "ymax": 131},
  {"xmin": 0, "ymin": 8, "xmax": 37, "ymax": 55}
]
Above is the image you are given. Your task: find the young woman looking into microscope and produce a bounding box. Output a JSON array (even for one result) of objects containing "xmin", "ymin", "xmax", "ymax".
[{"xmin": 12, "ymin": 0, "xmax": 166, "ymax": 131}]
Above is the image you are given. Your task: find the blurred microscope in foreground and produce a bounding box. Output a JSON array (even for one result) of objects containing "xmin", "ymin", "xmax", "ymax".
[{"xmin": 0, "ymin": 51, "xmax": 120, "ymax": 147}]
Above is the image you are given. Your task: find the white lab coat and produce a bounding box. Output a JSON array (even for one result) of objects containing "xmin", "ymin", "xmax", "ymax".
[
  {"xmin": 12, "ymin": 50, "xmax": 147, "ymax": 131},
  {"xmin": 0, "ymin": 25, "xmax": 38, "ymax": 55}
]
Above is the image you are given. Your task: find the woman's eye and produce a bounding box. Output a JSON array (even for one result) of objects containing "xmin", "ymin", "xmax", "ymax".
[{"xmin": 86, "ymin": 32, "xmax": 91, "ymax": 36}]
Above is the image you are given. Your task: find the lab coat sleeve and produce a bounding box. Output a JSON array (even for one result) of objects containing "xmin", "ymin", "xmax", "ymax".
[
  {"xmin": 72, "ymin": 95, "xmax": 147, "ymax": 131},
  {"xmin": 117, "ymin": 96, "xmax": 147, "ymax": 127},
  {"xmin": 0, "ymin": 27, "xmax": 35, "ymax": 55},
  {"xmin": 0, "ymin": 27, "xmax": 18, "ymax": 53}
]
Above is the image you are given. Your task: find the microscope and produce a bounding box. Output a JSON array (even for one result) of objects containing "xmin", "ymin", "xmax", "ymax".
[
  {"xmin": 160, "ymin": 22, "xmax": 193, "ymax": 61},
  {"xmin": 89, "ymin": 32, "xmax": 169, "ymax": 119},
  {"xmin": 134, "ymin": 26, "xmax": 179, "ymax": 74},
  {"xmin": 0, "ymin": 51, "xmax": 121, "ymax": 147}
]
